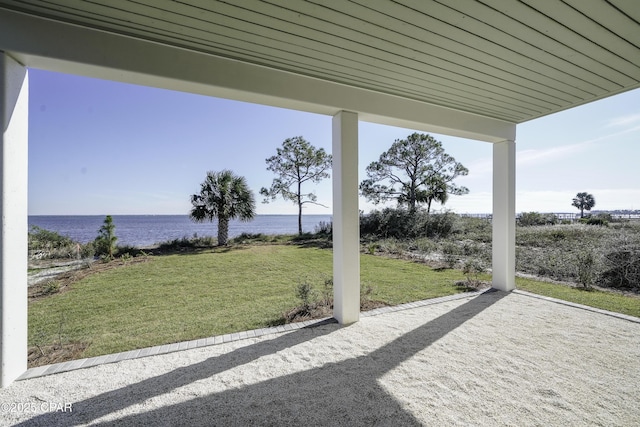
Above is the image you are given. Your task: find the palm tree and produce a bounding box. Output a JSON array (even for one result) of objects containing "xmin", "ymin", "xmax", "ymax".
[
  {"xmin": 190, "ymin": 170, "xmax": 256, "ymax": 246},
  {"xmin": 424, "ymin": 177, "xmax": 449, "ymax": 214},
  {"xmin": 572, "ymin": 192, "xmax": 596, "ymax": 218}
]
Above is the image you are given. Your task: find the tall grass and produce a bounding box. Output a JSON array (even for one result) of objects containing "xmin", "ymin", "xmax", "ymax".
[{"xmin": 365, "ymin": 210, "xmax": 640, "ymax": 291}]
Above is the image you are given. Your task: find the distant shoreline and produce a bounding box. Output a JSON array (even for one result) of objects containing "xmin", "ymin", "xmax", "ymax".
[
  {"xmin": 28, "ymin": 213, "xmax": 331, "ymax": 217},
  {"xmin": 28, "ymin": 214, "xmax": 333, "ymax": 247},
  {"xmin": 28, "ymin": 209, "xmax": 640, "ymax": 217}
]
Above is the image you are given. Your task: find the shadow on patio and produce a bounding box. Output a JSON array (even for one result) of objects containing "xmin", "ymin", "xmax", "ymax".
[{"xmin": 7, "ymin": 289, "xmax": 640, "ymax": 426}]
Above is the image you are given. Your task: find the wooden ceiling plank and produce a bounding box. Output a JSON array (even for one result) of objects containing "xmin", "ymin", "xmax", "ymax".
[
  {"xmin": 182, "ymin": 0, "xmax": 562, "ymax": 108},
  {"xmin": 0, "ymin": 0, "xmax": 601, "ymax": 106},
  {"xmin": 128, "ymin": 0, "xmax": 556, "ymax": 113},
  {"xmin": 564, "ymin": 0, "xmax": 640, "ymax": 48},
  {"xmin": 140, "ymin": 1, "xmax": 549, "ymax": 115},
  {"xmin": 347, "ymin": 0, "xmax": 604, "ymax": 97},
  {"xmin": 326, "ymin": 0, "xmax": 598, "ymax": 99},
  {"xmin": 408, "ymin": 0, "xmax": 626, "ymax": 91},
  {"xmin": 608, "ymin": 0, "xmax": 640, "ymax": 24},
  {"xmin": 8, "ymin": 1, "xmax": 532, "ymax": 119},
  {"xmin": 140, "ymin": 1, "xmax": 539, "ymax": 120},
  {"xmin": 263, "ymin": 0, "xmax": 582, "ymax": 104},
  {"xmin": 521, "ymin": 0, "xmax": 640, "ymax": 79}
]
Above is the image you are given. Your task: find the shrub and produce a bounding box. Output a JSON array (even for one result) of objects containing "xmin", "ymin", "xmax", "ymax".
[
  {"xmin": 462, "ymin": 258, "xmax": 485, "ymax": 287},
  {"xmin": 581, "ymin": 214, "xmax": 610, "ymax": 226},
  {"xmin": 314, "ymin": 221, "xmax": 332, "ymax": 237},
  {"xmin": 518, "ymin": 212, "xmax": 557, "ymax": 226},
  {"xmin": 413, "ymin": 238, "xmax": 437, "ymax": 254},
  {"xmin": 157, "ymin": 236, "xmax": 194, "ymax": 250},
  {"xmin": 28, "ymin": 226, "xmax": 78, "ymax": 259},
  {"xmin": 423, "ymin": 211, "xmax": 457, "ymax": 238},
  {"xmin": 549, "ymin": 229, "xmax": 568, "ymax": 241},
  {"xmin": 28, "ymin": 225, "xmax": 73, "ymax": 249},
  {"xmin": 376, "ymin": 238, "xmax": 405, "ymax": 255},
  {"xmin": 360, "ymin": 208, "xmax": 419, "ymax": 238},
  {"xmin": 94, "ymin": 215, "xmax": 118, "ymax": 260},
  {"xmin": 191, "ymin": 235, "xmax": 217, "ymax": 246},
  {"xmin": 320, "ymin": 277, "xmax": 333, "ymax": 307},
  {"xmin": 440, "ymin": 242, "xmax": 459, "ymax": 268},
  {"xmin": 80, "ymin": 241, "xmax": 95, "ymax": 258},
  {"xmin": 115, "ymin": 244, "xmax": 141, "ymax": 258},
  {"xmin": 516, "ymin": 224, "xmax": 606, "ymax": 248},
  {"xmin": 461, "ymin": 240, "xmax": 481, "ymax": 256},
  {"xmin": 521, "ymin": 247, "xmax": 574, "ymax": 281},
  {"xmin": 42, "ymin": 280, "xmax": 61, "ymax": 296},
  {"xmin": 574, "ymin": 249, "xmax": 597, "ymax": 289},
  {"xmin": 595, "ymin": 213, "xmax": 613, "ymax": 222},
  {"xmin": 232, "ymin": 233, "xmax": 273, "ymax": 244},
  {"xmin": 157, "ymin": 235, "xmax": 217, "ymax": 250},
  {"xmin": 456, "ymin": 216, "xmax": 492, "ymax": 243},
  {"xmin": 366, "ymin": 242, "xmax": 378, "ymax": 255},
  {"xmin": 360, "ymin": 208, "xmax": 456, "ymax": 239},
  {"xmin": 295, "ymin": 281, "xmax": 315, "ymax": 311},
  {"xmin": 360, "ymin": 283, "xmax": 375, "ymax": 305},
  {"xmin": 600, "ymin": 237, "xmax": 640, "ymax": 290}
]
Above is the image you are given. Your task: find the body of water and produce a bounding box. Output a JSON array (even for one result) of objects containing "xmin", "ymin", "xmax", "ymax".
[{"xmin": 28, "ymin": 215, "xmax": 332, "ymax": 247}]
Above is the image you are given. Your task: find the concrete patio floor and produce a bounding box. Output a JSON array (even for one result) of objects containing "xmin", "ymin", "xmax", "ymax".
[{"xmin": 2, "ymin": 289, "xmax": 639, "ymax": 426}]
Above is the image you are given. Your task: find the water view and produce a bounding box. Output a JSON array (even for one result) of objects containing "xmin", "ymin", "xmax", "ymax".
[{"xmin": 28, "ymin": 214, "xmax": 332, "ymax": 247}]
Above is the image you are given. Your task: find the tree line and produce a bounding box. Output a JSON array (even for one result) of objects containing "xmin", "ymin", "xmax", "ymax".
[{"xmin": 189, "ymin": 133, "xmax": 470, "ymax": 245}]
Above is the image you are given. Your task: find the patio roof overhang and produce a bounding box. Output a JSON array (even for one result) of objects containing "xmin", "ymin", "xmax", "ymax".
[
  {"xmin": 1, "ymin": 0, "xmax": 639, "ymax": 387},
  {"xmin": 1, "ymin": 1, "xmax": 639, "ymax": 140}
]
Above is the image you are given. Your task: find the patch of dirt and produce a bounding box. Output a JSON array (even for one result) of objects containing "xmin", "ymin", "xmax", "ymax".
[
  {"xmin": 28, "ymin": 341, "xmax": 90, "ymax": 368},
  {"xmin": 284, "ymin": 300, "xmax": 391, "ymax": 323},
  {"xmin": 28, "ymin": 257, "xmax": 150, "ymax": 301},
  {"xmin": 28, "ymin": 259, "xmax": 94, "ymax": 286},
  {"xmin": 454, "ymin": 280, "xmax": 492, "ymax": 292}
]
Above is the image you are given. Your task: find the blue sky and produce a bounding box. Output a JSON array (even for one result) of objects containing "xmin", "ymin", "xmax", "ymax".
[{"xmin": 28, "ymin": 69, "xmax": 640, "ymax": 216}]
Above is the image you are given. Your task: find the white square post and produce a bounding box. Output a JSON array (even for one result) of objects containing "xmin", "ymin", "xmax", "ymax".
[
  {"xmin": 492, "ymin": 140, "xmax": 516, "ymax": 291},
  {"xmin": 332, "ymin": 110, "xmax": 360, "ymax": 324},
  {"xmin": 0, "ymin": 52, "xmax": 29, "ymax": 387}
]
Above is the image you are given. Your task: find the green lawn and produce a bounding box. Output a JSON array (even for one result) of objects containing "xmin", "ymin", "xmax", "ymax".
[
  {"xmin": 29, "ymin": 244, "xmax": 470, "ymax": 359},
  {"xmin": 515, "ymin": 277, "xmax": 640, "ymax": 318},
  {"xmin": 29, "ymin": 244, "xmax": 640, "ymax": 363}
]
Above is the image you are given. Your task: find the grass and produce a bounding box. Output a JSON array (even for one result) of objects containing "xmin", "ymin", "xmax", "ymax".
[
  {"xmin": 28, "ymin": 220, "xmax": 640, "ymax": 366},
  {"xmin": 515, "ymin": 277, "xmax": 640, "ymax": 318},
  {"xmin": 28, "ymin": 244, "xmax": 471, "ymax": 361}
]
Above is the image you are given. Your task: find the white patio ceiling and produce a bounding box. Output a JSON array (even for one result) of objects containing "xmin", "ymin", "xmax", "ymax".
[{"xmin": 1, "ymin": 0, "xmax": 639, "ymax": 139}]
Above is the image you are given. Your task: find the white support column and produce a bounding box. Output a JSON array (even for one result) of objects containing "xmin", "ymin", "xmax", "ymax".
[
  {"xmin": 492, "ymin": 140, "xmax": 516, "ymax": 292},
  {"xmin": 0, "ymin": 53, "xmax": 29, "ymax": 387},
  {"xmin": 332, "ymin": 110, "xmax": 360, "ymax": 325}
]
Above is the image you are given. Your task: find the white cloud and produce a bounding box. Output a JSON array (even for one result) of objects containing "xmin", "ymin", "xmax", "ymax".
[
  {"xmin": 517, "ymin": 142, "xmax": 591, "ymax": 167},
  {"xmin": 461, "ymin": 157, "xmax": 492, "ymax": 175},
  {"xmin": 444, "ymin": 192, "xmax": 492, "ymax": 214},
  {"xmin": 516, "ymin": 122, "xmax": 640, "ymax": 169},
  {"xmin": 606, "ymin": 113, "xmax": 640, "ymax": 128}
]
